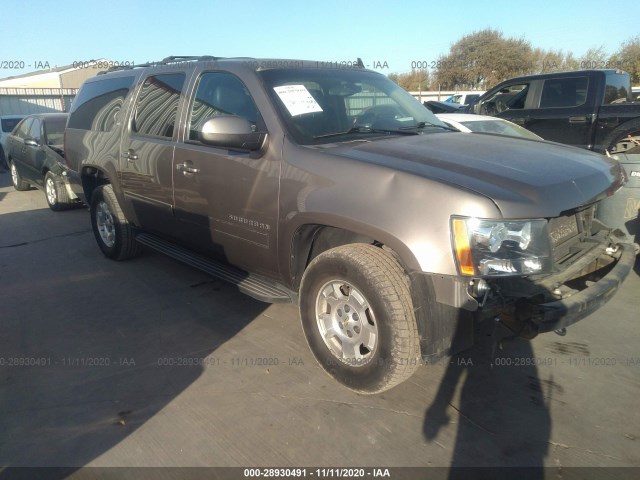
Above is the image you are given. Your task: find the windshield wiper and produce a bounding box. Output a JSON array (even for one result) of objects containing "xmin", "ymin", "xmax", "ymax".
[
  {"xmin": 314, "ymin": 126, "xmax": 419, "ymax": 140},
  {"xmin": 400, "ymin": 121, "xmax": 457, "ymax": 131}
]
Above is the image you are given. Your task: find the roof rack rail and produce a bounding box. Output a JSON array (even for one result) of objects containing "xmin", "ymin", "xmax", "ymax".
[
  {"xmin": 160, "ymin": 55, "xmax": 219, "ymax": 63},
  {"xmin": 100, "ymin": 55, "xmax": 220, "ymax": 74}
]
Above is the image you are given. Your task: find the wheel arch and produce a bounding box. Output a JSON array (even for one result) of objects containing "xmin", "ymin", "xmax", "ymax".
[
  {"xmin": 81, "ymin": 165, "xmax": 114, "ymax": 204},
  {"xmin": 288, "ymin": 220, "xmax": 475, "ymax": 362},
  {"xmin": 287, "ymin": 220, "xmax": 421, "ymax": 291},
  {"xmin": 601, "ymin": 117, "xmax": 640, "ymax": 154}
]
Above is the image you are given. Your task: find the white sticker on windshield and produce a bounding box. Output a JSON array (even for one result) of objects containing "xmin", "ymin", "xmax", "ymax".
[{"xmin": 273, "ymin": 85, "xmax": 323, "ymax": 117}]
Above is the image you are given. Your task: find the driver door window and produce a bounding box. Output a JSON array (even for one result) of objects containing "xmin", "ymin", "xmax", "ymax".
[
  {"xmin": 479, "ymin": 83, "xmax": 529, "ymax": 115},
  {"xmin": 188, "ymin": 72, "xmax": 260, "ymax": 142},
  {"xmin": 27, "ymin": 118, "xmax": 42, "ymax": 144},
  {"xmin": 14, "ymin": 118, "xmax": 33, "ymax": 140}
]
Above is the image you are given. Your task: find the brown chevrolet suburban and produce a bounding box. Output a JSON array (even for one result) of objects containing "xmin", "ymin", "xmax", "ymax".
[{"xmin": 64, "ymin": 56, "xmax": 636, "ymax": 393}]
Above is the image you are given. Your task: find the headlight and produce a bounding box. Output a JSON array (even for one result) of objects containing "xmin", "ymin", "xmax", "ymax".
[{"xmin": 451, "ymin": 217, "xmax": 552, "ymax": 277}]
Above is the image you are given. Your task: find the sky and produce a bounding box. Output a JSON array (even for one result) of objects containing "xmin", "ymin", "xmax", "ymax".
[{"xmin": 1, "ymin": 0, "xmax": 638, "ymax": 78}]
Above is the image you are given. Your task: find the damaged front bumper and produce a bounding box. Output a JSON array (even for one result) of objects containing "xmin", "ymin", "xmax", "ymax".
[
  {"xmin": 528, "ymin": 242, "xmax": 636, "ymax": 332},
  {"xmin": 412, "ymin": 235, "xmax": 636, "ymax": 360},
  {"xmin": 489, "ymin": 239, "xmax": 637, "ymax": 337}
]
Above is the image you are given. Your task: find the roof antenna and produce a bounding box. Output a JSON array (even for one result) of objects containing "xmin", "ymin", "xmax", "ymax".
[{"xmin": 356, "ymin": 57, "xmax": 365, "ymax": 68}]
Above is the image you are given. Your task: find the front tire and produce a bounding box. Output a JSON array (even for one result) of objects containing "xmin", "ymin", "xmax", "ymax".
[
  {"xmin": 90, "ymin": 185, "xmax": 141, "ymax": 260},
  {"xmin": 44, "ymin": 171, "xmax": 72, "ymax": 211},
  {"xmin": 10, "ymin": 161, "xmax": 30, "ymax": 191},
  {"xmin": 299, "ymin": 244, "xmax": 420, "ymax": 394}
]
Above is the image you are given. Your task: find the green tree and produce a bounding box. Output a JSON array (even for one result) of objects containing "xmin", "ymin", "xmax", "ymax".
[
  {"xmin": 579, "ymin": 46, "xmax": 609, "ymax": 69},
  {"xmin": 387, "ymin": 69, "xmax": 430, "ymax": 91},
  {"xmin": 435, "ymin": 29, "xmax": 533, "ymax": 89},
  {"xmin": 529, "ymin": 49, "xmax": 579, "ymax": 73},
  {"xmin": 611, "ymin": 36, "xmax": 640, "ymax": 85}
]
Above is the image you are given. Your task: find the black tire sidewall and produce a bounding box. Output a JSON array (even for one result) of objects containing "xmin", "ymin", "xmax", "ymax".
[
  {"xmin": 10, "ymin": 162, "xmax": 25, "ymax": 190},
  {"xmin": 300, "ymin": 252, "xmax": 404, "ymax": 393},
  {"xmin": 90, "ymin": 186, "xmax": 122, "ymax": 259}
]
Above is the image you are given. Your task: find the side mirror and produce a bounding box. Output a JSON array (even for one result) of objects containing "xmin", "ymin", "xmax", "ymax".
[
  {"xmin": 24, "ymin": 138, "xmax": 39, "ymax": 147},
  {"xmin": 200, "ymin": 116, "xmax": 267, "ymax": 151}
]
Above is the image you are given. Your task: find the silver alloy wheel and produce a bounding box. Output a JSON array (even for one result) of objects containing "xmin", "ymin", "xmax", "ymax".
[
  {"xmin": 10, "ymin": 163, "xmax": 18, "ymax": 186},
  {"xmin": 315, "ymin": 280, "xmax": 378, "ymax": 365},
  {"xmin": 96, "ymin": 200, "xmax": 116, "ymax": 248},
  {"xmin": 45, "ymin": 176, "xmax": 57, "ymax": 205}
]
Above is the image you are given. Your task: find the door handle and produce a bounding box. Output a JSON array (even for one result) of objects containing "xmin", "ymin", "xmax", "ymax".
[
  {"xmin": 569, "ymin": 116, "xmax": 588, "ymax": 124},
  {"xmin": 176, "ymin": 162, "xmax": 200, "ymax": 174},
  {"xmin": 511, "ymin": 117, "xmax": 526, "ymax": 125},
  {"xmin": 122, "ymin": 150, "xmax": 138, "ymax": 161}
]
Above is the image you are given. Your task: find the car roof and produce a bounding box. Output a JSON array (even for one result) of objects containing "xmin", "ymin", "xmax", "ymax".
[
  {"xmin": 491, "ymin": 69, "xmax": 621, "ymax": 86},
  {"xmin": 22, "ymin": 113, "xmax": 69, "ymax": 120},
  {"xmin": 92, "ymin": 56, "xmax": 375, "ymax": 79}
]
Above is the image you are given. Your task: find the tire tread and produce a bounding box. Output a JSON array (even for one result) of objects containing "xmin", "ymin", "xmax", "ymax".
[
  {"xmin": 91, "ymin": 185, "xmax": 141, "ymax": 260},
  {"xmin": 301, "ymin": 243, "xmax": 420, "ymax": 394}
]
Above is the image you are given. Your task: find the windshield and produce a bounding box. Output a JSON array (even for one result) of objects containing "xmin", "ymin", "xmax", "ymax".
[
  {"xmin": 259, "ymin": 68, "xmax": 448, "ymax": 145},
  {"xmin": 460, "ymin": 119, "xmax": 542, "ymax": 140}
]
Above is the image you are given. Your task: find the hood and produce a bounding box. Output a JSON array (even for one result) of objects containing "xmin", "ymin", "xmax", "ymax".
[{"xmin": 328, "ymin": 132, "xmax": 623, "ymax": 218}]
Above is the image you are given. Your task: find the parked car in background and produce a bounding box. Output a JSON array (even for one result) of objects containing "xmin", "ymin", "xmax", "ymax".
[
  {"xmin": 423, "ymin": 100, "xmax": 463, "ymax": 113},
  {"xmin": 436, "ymin": 113, "xmax": 544, "ymax": 140},
  {"xmin": 444, "ymin": 92, "xmax": 484, "ymax": 106},
  {"xmin": 464, "ymin": 69, "xmax": 640, "ymax": 154},
  {"xmin": 6, "ymin": 113, "xmax": 80, "ymax": 210},
  {"xmin": 0, "ymin": 115, "xmax": 25, "ymax": 169}
]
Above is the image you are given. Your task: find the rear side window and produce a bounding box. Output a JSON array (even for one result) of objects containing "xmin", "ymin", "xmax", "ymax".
[
  {"xmin": 43, "ymin": 118, "xmax": 67, "ymax": 146},
  {"xmin": 14, "ymin": 118, "xmax": 33, "ymax": 139},
  {"xmin": 68, "ymin": 76, "xmax": 135, "ymax": 131},
  {"xmin": 540, "ymin": 76, "xmax": 588, "ymax": 108},
  {"xmin": 603, "ymin": 73, "xmax": 631, "ymax": 104},
  {"xmin": 132, "ymin": 73, "xmax": 186, "ymax": 139},
  {"xmin": 28, "ymin": 118, "xmax": 42, "ymax": 143}
]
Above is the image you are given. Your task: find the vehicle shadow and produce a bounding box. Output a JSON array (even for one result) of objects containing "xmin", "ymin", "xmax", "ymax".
[
  {"xmin": 0, "ymin": 207, "xmax": 269, "ymax": 475},
  {"xmin": 423, "ymin": 316, "xmax": 552, "ymax": 478}
]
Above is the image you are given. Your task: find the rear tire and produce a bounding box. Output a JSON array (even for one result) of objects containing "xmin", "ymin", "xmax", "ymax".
[
  {"xmin": 10, "ymin": 161, "xmax": 30, "ymax": 191},
  {"xmin": 44, "ymin": 171, "xmax": 72, "ymax": 211},
  {"xmin": 90, "ymin": 184, "xmax": 141, "ymax": 260},
  {"xmin": 299, "ymin": 244, "xmax": 420, "ymax": 394}
]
